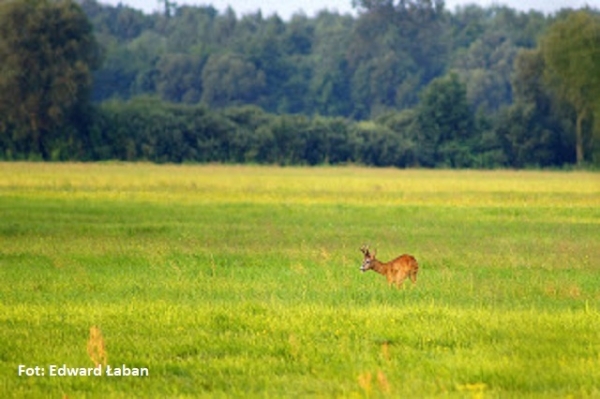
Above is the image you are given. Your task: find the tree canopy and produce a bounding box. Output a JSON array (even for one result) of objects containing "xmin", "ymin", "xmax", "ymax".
[
  {"xmin": 0, "ymin": 0, "xmax": 101, "ymax": 159},
  {"xmin": 0, "ymin": 0, "xmax": 599, "ymax": 167},
  {"xmin": 541, "ymin": 10, "xmax": 600, "ymax": 165}
]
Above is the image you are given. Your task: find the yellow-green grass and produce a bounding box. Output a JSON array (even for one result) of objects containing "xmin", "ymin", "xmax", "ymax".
[{"xmin": 1, "ymin": 163, "xmax": 599, "ymax": 397}]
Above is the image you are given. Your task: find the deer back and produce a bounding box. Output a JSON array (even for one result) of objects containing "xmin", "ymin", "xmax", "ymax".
[{"xmin": 389, "ymin": 254, "xmax": 419, "ymax": 274}]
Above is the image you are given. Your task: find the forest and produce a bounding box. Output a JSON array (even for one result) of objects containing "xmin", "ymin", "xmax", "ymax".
[{"xmin": 0, "ymin": 0, "xmax": 599, "ymax": 167}]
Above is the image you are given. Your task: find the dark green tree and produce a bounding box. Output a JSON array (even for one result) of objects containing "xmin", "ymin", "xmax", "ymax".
[
  {"xmin": 156, "ymin": 53, "xmax": 204, "ymax": 103},
  {"xmin": 222, "ymin": 105, "xmax": 272, "ymax": 162},
  {"xmin": 164, "ymin": 5, "xmax": 217, "ymax": 54},
  {"xmin": 0, "ymin": 0, "xmax": 101, "ymax": 159},
  {"xmin": 348, "ymin": 0, "xmax": 448, "ymax": 118},
  {"xmin": 541, "ymin": 10, "xmax": 600, "ymax": 165},
  {"xmin": 450, "ymin": 7, "xmax": 548, "ymax": 113},
  {"xmin": 415, "ymin": 73, "xmax": 476, "ymax": 167},
  {"xmin": 200, "ymin": 53, "xmax": 266, "ymax": 108},
  {"xmin": 493, "ymin": 48, "xmax": 573, "ymax": 167},
  {"xmin": 494, "ymin": 103, "xmax": 557, "ymax": 168},
  {"xmin": 309, "ymin": 12, "xmax": 353, "ymax": 116}
]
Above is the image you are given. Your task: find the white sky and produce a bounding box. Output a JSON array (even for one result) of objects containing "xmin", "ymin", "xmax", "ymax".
[{"xmin": 101, "ymin": 0, "xmax": 598, "ymax": 18}]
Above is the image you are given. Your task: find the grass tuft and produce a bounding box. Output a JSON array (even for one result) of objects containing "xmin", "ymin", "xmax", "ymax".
[{"xmin": 87, "ymin": 326, "xmax": 107, "ymax": 368}]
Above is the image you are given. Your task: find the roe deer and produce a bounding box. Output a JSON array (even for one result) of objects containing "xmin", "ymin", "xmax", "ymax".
[{"xmin": 360, "ymin": 244, "xmax": 418, "ymax": 288}]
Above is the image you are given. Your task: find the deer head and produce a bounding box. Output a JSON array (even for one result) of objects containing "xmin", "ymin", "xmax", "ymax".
[{"xmin": 360, "ymin": 245, "xmax": 376, "ymax": 272}]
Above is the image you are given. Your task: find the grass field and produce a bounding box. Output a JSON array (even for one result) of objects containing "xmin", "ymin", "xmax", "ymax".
[{"xmin": 1, "ymin": 162, "xmax": 599, "ymax": 398}]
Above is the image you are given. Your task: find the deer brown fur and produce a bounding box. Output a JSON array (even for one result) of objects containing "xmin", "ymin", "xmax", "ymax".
[{"xmin": 360, "ymin": 245, "xmax": 418, "ymax": 288}]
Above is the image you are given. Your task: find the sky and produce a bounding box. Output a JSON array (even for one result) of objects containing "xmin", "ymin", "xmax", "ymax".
[{"xmin": 100, "ymin": 0, "xmax": 599, "ymax": 19}]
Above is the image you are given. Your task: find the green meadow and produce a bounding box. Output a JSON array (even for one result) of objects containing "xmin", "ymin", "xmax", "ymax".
[{"xmin": 1, "ymin": 163, "xmax": 599, "ymax": 398}]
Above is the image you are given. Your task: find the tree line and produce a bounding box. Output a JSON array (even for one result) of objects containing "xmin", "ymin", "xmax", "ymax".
[{"xmin": 0, "ymin": 0, "xmax": 599, "ymax": 167}]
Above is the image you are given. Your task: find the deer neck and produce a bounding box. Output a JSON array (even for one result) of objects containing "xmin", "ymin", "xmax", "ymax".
[{"xmin": 370, "ymin": 258, "xmax": 390, "ymax": 275}]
